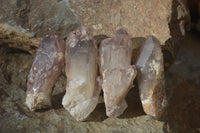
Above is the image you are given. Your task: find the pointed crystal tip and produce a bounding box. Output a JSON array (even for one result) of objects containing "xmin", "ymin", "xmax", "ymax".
[{"xmin": 115, "ymin": 28, "xmax": 128, "ymax": 35}]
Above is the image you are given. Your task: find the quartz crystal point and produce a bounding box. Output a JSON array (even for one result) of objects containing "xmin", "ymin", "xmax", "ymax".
[
  {"xmin": 26, "ymin": 34, "xmax": 65, "ymax": 111},
  {"xmin": 62, "ymin": 26, "xmax": 101, "ymax": 121},
  {"xmin": 136, "ymin": 36, "xmax": 167, "ymax": 118},
  {"xmin": 99, "ymin": 28, "xmax": 137, "ymax": 117}
]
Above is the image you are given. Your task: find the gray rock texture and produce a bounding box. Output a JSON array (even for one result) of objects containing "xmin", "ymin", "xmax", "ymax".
[{"xmin": 0, "ymin": 0, "xmax": 80, "ymax": 37}]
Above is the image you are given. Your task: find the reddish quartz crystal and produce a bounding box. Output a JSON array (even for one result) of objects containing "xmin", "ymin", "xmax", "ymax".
[
  {"xmin": 99, "ymin": 28, "xmax": 137, "ymax": 117},
  {"xmin": 26, "ymin": 34, "xmax": 65, "ymax": 111}
]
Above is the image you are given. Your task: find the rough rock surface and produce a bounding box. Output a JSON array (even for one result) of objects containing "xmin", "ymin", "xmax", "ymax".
[
  {"xmin": 69, "ymin": 0, "xmax": 170, "ymax": 44},
  {"xmin": 69, "ymin": 0, "xmax": 191, "ymax": 44},
  {"xmin": 136, "ymin": 36, "xmax": 167, "ymax": 118},
  {"xmin": 0, "ymin": 0, "xmax": 80, "ymax": 37},
  {"xmin": 26, "ymin": 34, "xmax": 65, "ymax": 111},
  {"xmin": 169, "ymin": 0, "xmax": 190, "ymax": 41},
  {"xmin": 0, "ymin": 0, "xmax": 190, "ymax": 57},
  {"xmin": 99, "ymin": 29, "xmax": 137, "ymax": 117},
  {"xmin": 62, "ymin": 27, "xmax": 100, "ymax": 121}
]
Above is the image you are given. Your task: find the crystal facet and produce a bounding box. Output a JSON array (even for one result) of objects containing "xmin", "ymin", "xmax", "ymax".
[
  {"xmin": 26, "ymin": 34, "xmax": 65, "ymax": 111},
  {"xmin": 62, "ymin": 26, "xmax": 101, "ymax": 121},
  {"xmin": 136, "ymin": 36, "xmax": 167, "ymax": 118},
  {"xmin": 99, "ymin": 28, "xmax": 137, "ymax": 117}
]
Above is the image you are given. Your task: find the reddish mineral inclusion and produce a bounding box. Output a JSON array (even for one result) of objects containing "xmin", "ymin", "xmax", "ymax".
[
  {"xmin": 62, "ymin": 26, "xmax": 101, "ymax": 121},
  {"xmin": 136, "ymin": 36, "xmax": 167, "ymax": 118},
  {"xmin": 99, "ymin": 28, "xmax": 137, "ymax": 117},
  {"xmin": 26, "ymin": 34, "xmax": 65, "ymax": 111}
]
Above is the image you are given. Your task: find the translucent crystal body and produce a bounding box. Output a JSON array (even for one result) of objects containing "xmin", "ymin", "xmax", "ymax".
[
  {"xmin": 136, "ymin": 36, "xmax": 167, "ymax": 118},
  {"xmin": 99, "ymin": 29, "xmax": 137, "ymax": 117},
  {"xmin": 62, "ymin": 27, "xmax": 101, "ymax": 121},
  {"xmin": 26, "ymin": 34, "xmax": 65, "ymax": 111}
]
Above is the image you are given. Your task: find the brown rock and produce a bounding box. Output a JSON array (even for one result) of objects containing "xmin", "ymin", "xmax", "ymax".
[
  {"xmin": 0, "ymin": 0, "xmax": 190, "ymax": 56},
  {"xmin": 99, "ymin": 29, "xmax": 137, "ymax": 117},
  {"xmin": 69, "ymin": 0, "xmax": 171, "ymax": 44},
  {"xmin": 136, "ymin": 36, "xmax": 167, "ymax": 118},
  {"xmin": 26, "ymin": 34, "xmax": 65, "ymax": 111},
  {"xmin": 169, "ymin": 0, "xmax": 190, "ymax": 40},
  {"xmin": 62, "ymin": 26, "xmax": 101, "ymax": 121}
]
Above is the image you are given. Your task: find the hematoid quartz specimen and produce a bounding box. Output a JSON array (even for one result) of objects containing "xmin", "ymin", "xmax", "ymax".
[
  {"xmin": 136, "ymin": 36, "xmax": 167, "ymax": 118},
  {"xmin": 25, "ymin": 26, "xmax": 167, "ymax": 121},
  {"xmin": 99, "ymin": 29, "xmax": 137, "ymax": 117},
  {"xmin": 26, "ymin": 34, "xmax": 65, "ymax": 111},
  {"xmin": 62, "ymin": 26, "xmax": 101, "ymax": 121}
]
